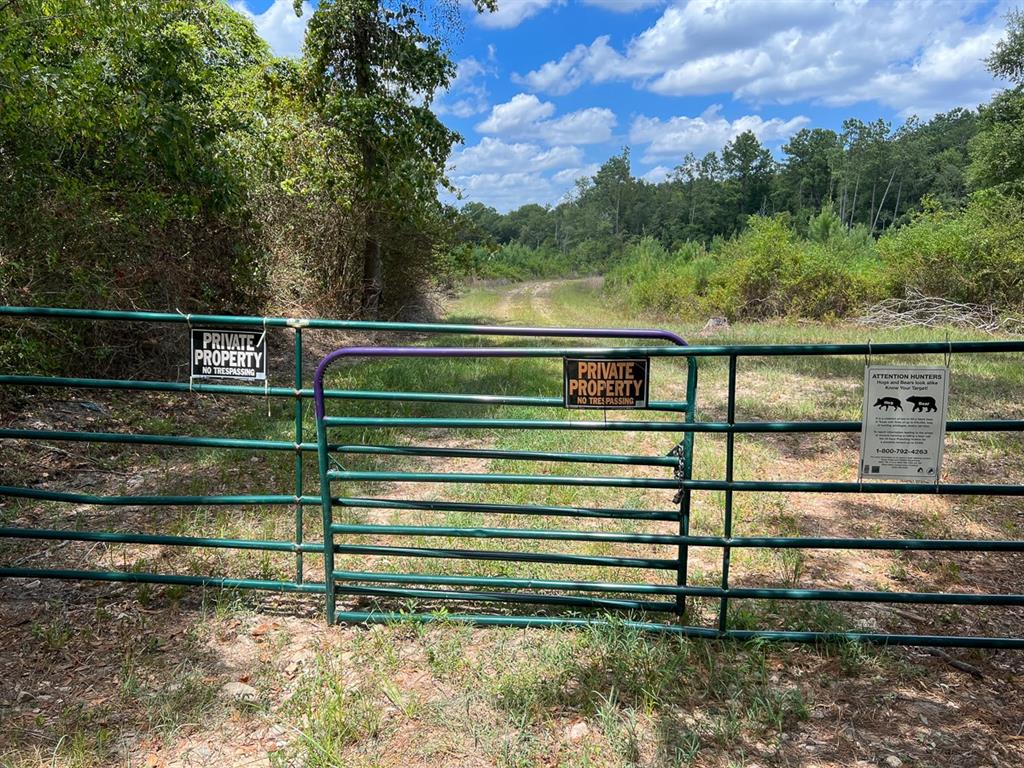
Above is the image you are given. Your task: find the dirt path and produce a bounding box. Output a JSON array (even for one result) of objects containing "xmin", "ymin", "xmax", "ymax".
[{"xmin": 492, "ymin": 276, "xmax": 603, "ymax": 324}]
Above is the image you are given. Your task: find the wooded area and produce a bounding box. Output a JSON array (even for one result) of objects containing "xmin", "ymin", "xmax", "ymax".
[{"xmin": 0, "ymin": 0, "xmax": 494, "ymax": 371}]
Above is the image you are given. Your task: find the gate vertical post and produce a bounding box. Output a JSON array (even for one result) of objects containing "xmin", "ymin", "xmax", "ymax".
[
  {"xmin": 293, "ymin": 327, "xmax": 304, "ymax": 584},
  {"xmin": 676, "ymin": 356, "xmax": 698, "ymax": 620},
  {"xmin": 718, "ymin": 354, "xmax": 738, "ymax": 633},
  {"xmin": 314, "ymin": 384, "xmax": 336, "ymax": 624}
]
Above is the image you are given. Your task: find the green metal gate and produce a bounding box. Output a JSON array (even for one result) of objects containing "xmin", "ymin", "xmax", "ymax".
[{"xmin": 3, "ymin": 305, "xmax": 1024, "ymax": 648}]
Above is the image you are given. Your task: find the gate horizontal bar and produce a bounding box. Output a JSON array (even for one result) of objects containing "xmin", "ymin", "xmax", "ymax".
[
  {"xmin": 0, "ymin": 306, "xmax": 689, "ymax": 347},
  {"xmin": 332, "ymin": 570, "xmax": 680, "ymax": 595},
  {"xmin": 331, "ymin": 523, "xmax": 680, "ymax": 544},
  {"xmin": 682, "ymin": 479, "xmax": 1024, "ymax": 495},
  {"xmin": 331, "ymin": 611, "xmax": 1024, "ymax": 649},
  {"xmin": 328, "ymin": 471, "xmax": 1024, "ymax": 495},
  {"xmin": 314, "ymin": 343, "xmax": 1024, "ymax": 361},
  {"xmin": 330, "ymin": 570, "xmax": 1024, "ymax": 606},
  {"xmin": 0, "ymin": 376, "xmax": 690, "ymax": 412},
  {"xmin": 675, "ymin": 420, "xmax": 1024, "ymax": 434},
  {"xmin": 334, "ymin": 444, "xmax": 679, "ymax": 467},
  {"xmin": 0, "ymin": 527, "xmax": 322, "ymax": 552},
  {"xmin": 0, "ymin": 428, "xmax": 320, "ymax": 453},
  {"xmin": 337, "ymin": 497, "xmax": 679, "ymax": 522},
  {"xmin": 333, "ymin": 543, "xmax": 678, "ymax": 569},
  {"xmin": 325, "ymin": 523, "xmax": 1024, "ymax": 557},
  {"xmin": 0, "ymin": 486, "xmax": 321, "ymax": 506},
  {"xmin": 0, "ymin": 567, "xmax": 324, "ymax": 593},
  {"xmin": 323, "ymin": 417, "xmax": 683, "ymax": 431},
  {"xmin": 697, "ymin": 535, "xmax": 1024, "ymax": 551},
  {"xmin": 335, "ymin": 583, "xmax": 677, "ymax": 612},
  {"xmin": 328, "ymin": 470, "xmax": 679, "ymax": 489}
]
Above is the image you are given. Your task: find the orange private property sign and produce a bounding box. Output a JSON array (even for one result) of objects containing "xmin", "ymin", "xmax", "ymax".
[{"xmin": 563, "ymin": 357, "xmax": 650, "ymax": 409}]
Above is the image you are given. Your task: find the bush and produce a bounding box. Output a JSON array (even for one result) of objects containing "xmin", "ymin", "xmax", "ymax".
[
  {"xmin": 878, "ymin": 195, "xmax": 1024, "ymax": 311},
  {"xmin": 447, "ymin": 242, "xmax": 574, "ymax": 282},
  {"xmin": 605, "ymin": 216, "xmax": 889, "ymax": 321},
  {"xmin": 605, "ymin": 238, "xmax": 713, "ymax": 316}
]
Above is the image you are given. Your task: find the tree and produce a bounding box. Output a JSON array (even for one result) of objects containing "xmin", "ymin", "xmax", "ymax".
[
  {"xmin": 721, "ymin": 131, "xmax": 774, "ymax": 229},
  {"xmin": 778, "ymin": 128, "xmax": 840, "ymax": 220},
  {"xmin": 587, "ymin": 148, "xmax": 636, "ymax": 244},
  {"xmin": 300, "ymin": 0, "xmax": 494, "ymax": 316},
  {"xmin": 969, "ymin": 10, "xmax": 1024, "ymax": 195}
]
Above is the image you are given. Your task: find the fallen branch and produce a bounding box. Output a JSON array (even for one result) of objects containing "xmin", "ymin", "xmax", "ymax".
[
  {"xmin": 857, "ymin": 289, "xmax": 1024, "ymax": 335},
  {"xmin": 926, "ymin": 648, "xmax": 985, "ymax": 678}
]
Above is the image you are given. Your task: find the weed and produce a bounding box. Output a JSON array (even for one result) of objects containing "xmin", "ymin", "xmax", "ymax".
[
  {"xmin": 284, "ymin": 654, "xmax": 386, "ymax": 766},
  {"xmin": 30, "ymin": 618, "xmax": 73, "ymax": 651},
  {"xmin": 141, "ymin": 664, "xmax": 218, "ymax": 733}
]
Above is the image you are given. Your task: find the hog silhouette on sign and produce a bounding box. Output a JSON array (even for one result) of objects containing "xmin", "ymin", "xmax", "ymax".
[
  {"xmin": 906, "ymin": 395, "xmax": 937, "ymax": 412},
  {"xmin": 873, "ymin": 396, "xmax": 902, "ymax": 411}
]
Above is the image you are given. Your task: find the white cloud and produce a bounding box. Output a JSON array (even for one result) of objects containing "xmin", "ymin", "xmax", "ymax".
[
  {"xmin": 476, "ymin": 94, "xmax": 617, "ymax": 144},
  {"xmin": 830, "ymin": 25, "xmax": 1006, "ymax": 116},
  {"xmin": 231, "ymin": 0, "xmax": 311, "ymax": 59},
  {"xmin": 449, "ymin": 138, "xmax": 583, "ymax": 175},
  {"xmin": 452, "ymin": 172, "xmax": 560, "ymax": 210},
  {"xmin": 513, "ymin": 36, "xmax": 624, "ymax": 96},
  {"xmin": 640, "ymin": 165, "xmax": 672, "ymax": 183},
  {"xmin": 436, "ymin": 57, "xmax": 492, "ymax": 118},
  {"xmin": 447, "ymin": 137, "xmax": 590, "ymax": 210},
  {"xmin": 541, "ymin": 107, "xmax": 617, "ymax": 144},
  {"xmin": 630, "ymin": 105, "xmax": 809, "ymax": 161},
  {"xmin": 470, "ymin": 0, "xmax": 564, "ymax": 28},
  {"xmin": 514, "ymin": 0, "xmax": 1005, "ymax": 116},
  {"xmin": 552, "ymin": 164, "xmax": 601, "ymax": 184},
  {"xmin": 476, "ymin": 94, "xmax": 556, "ymax": 135}
]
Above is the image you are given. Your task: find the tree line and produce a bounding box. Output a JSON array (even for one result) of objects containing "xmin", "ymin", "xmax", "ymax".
[{"xmin": 455, "ymin": 107, "xmax": 984, "ymax": 276}]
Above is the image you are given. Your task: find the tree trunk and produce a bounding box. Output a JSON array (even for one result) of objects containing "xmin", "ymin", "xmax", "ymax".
[
  {"xmin": 871, "ymin": 169, "xmax": 897, "ymax": 233},
  {"xmin": 849, "ymin": 176, "xmax": 860, "ymax": 226},
  {"xmin": 361, "ymin": 224, "xmax": 382, "ymax": 316}
]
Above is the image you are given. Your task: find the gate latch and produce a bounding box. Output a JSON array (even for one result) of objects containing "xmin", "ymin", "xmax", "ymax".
[{"xmin": 667, "ymin": 442, "xmax": 686, "ymax": 503}]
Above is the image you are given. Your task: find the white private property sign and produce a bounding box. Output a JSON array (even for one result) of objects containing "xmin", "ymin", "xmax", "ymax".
[{"xmin": 859, "ymin": 366, "xmax": 950, "ymax": 481}]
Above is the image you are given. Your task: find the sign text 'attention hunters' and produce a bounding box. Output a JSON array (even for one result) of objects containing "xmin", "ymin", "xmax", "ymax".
[
  {"xmin": 190, "ymin": 328, "xmax": 267, "ymax": 381},
  {"xmin": 563, "ymin": 357, "xmax": 650, "ymax": 409}
]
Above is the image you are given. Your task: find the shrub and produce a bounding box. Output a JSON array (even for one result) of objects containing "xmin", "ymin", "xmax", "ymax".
[
  {"xmin": 605, "ymin": 217, "xmax": 890, "ymax": 321},
  {"xmin": 878, "ymin": 195, "xmax": 1024, "ymax": 311}
]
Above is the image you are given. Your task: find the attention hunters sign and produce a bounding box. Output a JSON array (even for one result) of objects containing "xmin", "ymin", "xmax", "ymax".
[
  {"xmin": 563, "ymin": 358, "xmax": 650, "ymax": 409},
  {"xmin": 859, "ymin": 365, "xmax": 950, "ymax": 481},
  {"xmin": 190, "ymin": 329, "xmax": 267, "ymax": 381}
]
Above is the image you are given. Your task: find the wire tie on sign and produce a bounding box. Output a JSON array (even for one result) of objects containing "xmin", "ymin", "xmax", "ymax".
[
  {"xmin": 262, "ymin": 317, "xmax": 271, "ymax": 417},
  {"xmin": 177, "ymin": 308, "xmax": 195, "ymax": 393}
]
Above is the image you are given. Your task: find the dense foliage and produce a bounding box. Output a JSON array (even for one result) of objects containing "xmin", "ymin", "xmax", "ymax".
[{"xmin": 1, "ymin": 0, "xmax": 479, "ymax": 372}]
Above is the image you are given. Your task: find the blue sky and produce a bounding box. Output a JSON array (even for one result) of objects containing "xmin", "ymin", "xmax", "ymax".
[{"xmin": 233, "ymin": 0, "xmax": 1016, "ymax": 211}]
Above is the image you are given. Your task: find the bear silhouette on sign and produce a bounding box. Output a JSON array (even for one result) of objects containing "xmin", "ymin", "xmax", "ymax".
[
  {"xmin": 873, "ymin": 397, "xmax": 902, "ymax": 411},
  {"xmin": 906, "ymin": 395, "xmax": 937, "ymax": 412}
]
